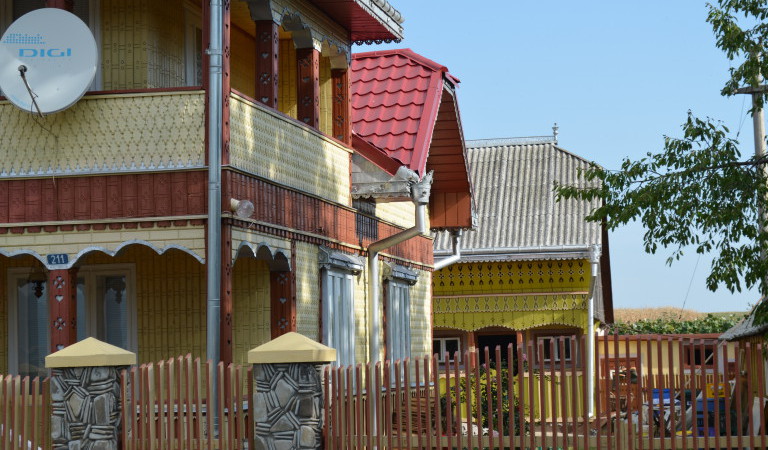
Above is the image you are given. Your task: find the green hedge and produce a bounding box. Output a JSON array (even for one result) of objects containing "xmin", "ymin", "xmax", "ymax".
[{"xmin": 609, "ymin": 313, "xmax": 744, "ymax": 335}]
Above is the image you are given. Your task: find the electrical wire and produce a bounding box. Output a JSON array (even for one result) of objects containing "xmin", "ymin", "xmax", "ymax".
[
  {"xmin": 18, "ymin": 65, "xmax": 43, "ymax": 118},
  {"xmin": 678, "ymin": 253, "xmax": 701, "ymax": 319}
]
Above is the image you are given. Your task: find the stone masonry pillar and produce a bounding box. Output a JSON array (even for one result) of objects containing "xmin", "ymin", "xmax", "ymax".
[
  {"xmin": 45, "ymin": 337, "xmax": 137, "ymax": 450},
  {"xmin": 247, "ymin": 332, "xmax": 336, "ymax": 450}
]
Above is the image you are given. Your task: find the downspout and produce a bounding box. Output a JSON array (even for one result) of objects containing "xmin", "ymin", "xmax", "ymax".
[
  {"xmin": 586, "ymin": 244, "xmax": 601, "ymax": 418},
  {"xmin": 368, "ymin": 172, "xmax": 433, "ymax": 364},
  {"xmin": 206, "ymin": 0, "xmax": 223, "ymax": 366},
  {"xmin": 433, "ymin": 229, "xmax": 462, "ymax": 271}
]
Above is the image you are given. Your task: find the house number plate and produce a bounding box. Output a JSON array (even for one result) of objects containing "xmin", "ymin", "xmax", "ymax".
[{"xmin": 47, "ymin": 254, "xmax": 69, "ymax": 265}]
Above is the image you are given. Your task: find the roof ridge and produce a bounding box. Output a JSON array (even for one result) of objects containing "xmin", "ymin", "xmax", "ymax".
[{"xmin": 353, "ymin": 48, "xmax": 448, "ymax": 74}]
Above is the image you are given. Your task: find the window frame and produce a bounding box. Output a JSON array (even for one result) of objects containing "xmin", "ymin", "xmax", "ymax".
[
  {"xmin": 433, "ymin": 337, "xmax": 461, "ymax": 363},
  {"xmin": 322, "ymin": 268, "xmax": 356, "ymax": 367},
  {"xmin": 682, "ymin": 340, "xmax": 717, "ymax": 370},
  {"xmin": 531, "ymin": 329, "xmax": 581, "ymax": 369},
  {"xmin": 385, "ymin": 279, "xmax": 411, "ymax": 363},
  {"xmin": 183, "ymin": 1, "xmax": 203, "ymax": 87},
  {"xmin": 76, "ymin": 263, "xmax": 137, "ymax": 353},
  {"xmin": 7, "ymin": 268, "xmax": 49, "ymax": 378}
]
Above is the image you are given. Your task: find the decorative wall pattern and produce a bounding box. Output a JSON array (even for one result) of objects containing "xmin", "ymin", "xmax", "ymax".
[
  {"xmin": 409, "ymin": 268, "xmax": 431, "ymax": 358},
  {"xmin": 376, "ymin": 201, "xmax": 417, "ymax": 229},
  {"xmin": 252, "ymin": 363, "xmax": 324, "ymax": 450},
  {"xmin": 50, "ymin": 366, "xmax": 126, "ymax": 449},
  {"xmin": 433, "ymin": 259, "xmax": 590, "ymax": 296},
  {"xmin": 0, "ymin": 224, "xmax": 206, "ymax": 269},
  {"xmin": 0, "ymin": 92, "xmax": 205, "ymax": 177},
  {"xmin": 229, "ymin": 93, "xmax": 352, "ymax": 204}
]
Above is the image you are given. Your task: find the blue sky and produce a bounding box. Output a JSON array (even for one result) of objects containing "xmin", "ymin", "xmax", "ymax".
[{"xmin": 357, "ymin": 1, "xmax": 759, "ymax": 312}]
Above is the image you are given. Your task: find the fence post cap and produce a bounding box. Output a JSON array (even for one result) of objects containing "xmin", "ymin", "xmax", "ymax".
[
  {"xmin": 45, "ymin": 337, "xmax": 137, "ymax": 368},
  {"xmin": 248, "ymin": 332, "xmax": 336, "ymax": 364}
]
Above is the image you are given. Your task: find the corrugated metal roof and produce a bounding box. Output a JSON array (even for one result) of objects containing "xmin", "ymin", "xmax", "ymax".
[
  {"xmin": 719, "ymin": 301, "xmax": 767, "ymax": 341},
  {"xmin": 434, "ymin": 138, "xmax": 602, "ymax": 254}
]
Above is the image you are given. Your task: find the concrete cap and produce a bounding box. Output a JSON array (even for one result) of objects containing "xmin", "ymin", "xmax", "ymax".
[
  {"xmin": 248, "ymin": 332, "xmax": 336, "ymax": 364},
  {"xmin": 45, "ymin": 337, "xmax": 137, "ymax": 368}
]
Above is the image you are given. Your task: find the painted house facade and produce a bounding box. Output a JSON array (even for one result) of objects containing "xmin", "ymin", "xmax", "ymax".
[
  {"xmin": 0, "ymin": 0, "xmax": 471, "ymax": 378},
  {"xmin": 432, "ymin": 136, "xmax": 614, "ymax": 366}
]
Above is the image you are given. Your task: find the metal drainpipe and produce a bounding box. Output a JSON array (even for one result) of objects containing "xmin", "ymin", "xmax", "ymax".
[
  {"xmin": 586, "ymin": 244, "xmax": 601, "ymax": 418},
  {"xmin": 367, "ymin": 172, "xmax": 433, "ymax": 364},
  {"xmin": 206, "ymin": 0, "xmax": 223, "ymax": 367},
  {"xmin": 433, "ymin": 230, "xmax": 462, "ymax": 271}
]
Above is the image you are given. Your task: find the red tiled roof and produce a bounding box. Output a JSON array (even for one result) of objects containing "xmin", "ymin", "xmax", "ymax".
[{"xmin": 351, "ymin": 49, "xmax": 459, "ymax": 176}]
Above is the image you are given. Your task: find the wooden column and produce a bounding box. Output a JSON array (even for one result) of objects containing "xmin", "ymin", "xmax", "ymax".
[
  {"xmin": 255, "ymin": 20, "xmax": 279, "ymax": 108},
  {"xmin": 48, "ymin": 268, "xmax": 78, "ymax": 353},
  {"xmin": 45, "ymin": 0, "xmax": 73, "ymax": 11},
  {"xmin": 220, "ymin": 223, "xmax": 234, "ymax": 365},
  {"xmin": 270, "ymin": 271, "xmax": 296, "ymax": 339},
  {"xmin": 221, "ymin": 0, "xmax": 232, "ymax": 165},
  {"xmin": 331, "ymin": 68, "xmax": 351, "ymax": 144},
  {"xmin": 296, "ymin": 47, "xmax": 320, "ymax": 129}
]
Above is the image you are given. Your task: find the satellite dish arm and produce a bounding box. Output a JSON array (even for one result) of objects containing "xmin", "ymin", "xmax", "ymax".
[{"xmin": 17, "ymin": 65, "xmax": 43, "ymax": 117}]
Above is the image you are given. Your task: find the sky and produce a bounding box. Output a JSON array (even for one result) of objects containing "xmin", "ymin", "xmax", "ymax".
[{"xmin": 356, "ymin": 1, "xmax": 760, "ymax": 313}]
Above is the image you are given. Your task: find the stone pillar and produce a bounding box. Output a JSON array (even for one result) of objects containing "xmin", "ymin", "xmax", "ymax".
[
  {"xmin": 45, "ymin": 337, "xmax": 137, "ymax": 450},
  {"xmin": 248, "ymin": 332, "xmax": 336, "ymax": 450}
]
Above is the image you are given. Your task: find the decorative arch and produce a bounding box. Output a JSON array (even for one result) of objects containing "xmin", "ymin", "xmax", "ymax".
[{"xmin": 235, "ymin": 241, "xmax": 291, "ymax": 272}]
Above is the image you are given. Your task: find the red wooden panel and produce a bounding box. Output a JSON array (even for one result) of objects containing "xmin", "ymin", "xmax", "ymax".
[
  {"xmin": 187, "ymin": 172, "xmax": 206, "ymax": 213},
  {"xmin": 91, "ymin": 176, "xmax": 107, "ymax": 218},
  {"xmin": 270, "ymin": 271, "xmax": 295, "ymax": 339},
  {"xmin": 58, "ymin": 178, "xmax": 75, "ymax": 220},
  {"xmin": 255, "ymin": 20, "xmax": 279, "ymax": 108},
  {"xmin": 48, "ymin": 268, "xmax": 77, "ymax": 353},
  {"xmin": 24, "ymin": 179, "xmax": 42, "ymax": 222},
  {"xmin": 0, "ymin": 182, "xmax": 8, "ymax": 223},
  {"xmin": 220, "ymin": 224, "xmax": 233, "ymax": 365},
  {"xmin": 122, "ymin": 174, "xmax": 138, "ymax": 217},
  {"xmin": 9, "ymin": 180, "xmax": 25, "ymax": 222},
  {"xmin": 154, "ymin": 173, "xmax": 171, "ymax": 216},
  {"xmin": 106, "ymin": 177, "xmax": 122, "ymax": 217},
  {"xmin": 332, "ymin": 69, "xmax": 351, "ymax": 144},
  {"xmin": 296, "ymin": 47, "xmax": 320, "ymax": 129},
  {"xmin": 137, "ymin": 174, "xmax": 154, "ymax": 217},
  {"xmin": 429, "ymin": 191, "xmax": 447, "ymax": 228},
  {"xmin": 45, "ymin": 0, "xmax": 73, "ymax": 10},
  {"xmin": 74, "ymin": 178, "xmax": 90, "ymax": 219},
  {"xmin": 41, "ymin": 179, "xmax": 56, "ymax": 222},
  {"xmin": 170, "ymin": 172, "xmax": 188, "ymax": 216}
]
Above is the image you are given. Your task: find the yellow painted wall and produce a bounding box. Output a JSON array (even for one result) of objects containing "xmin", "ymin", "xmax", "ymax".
[
  {"xmin": 377, "ymin": 202, "xmax": 417, "ymax": 229},
  {"xmin": 278, "ymin": 39, "xmax": 298, "ymax": 119},
  {"xmin": 232, "ymin": 258, "xmax": 270, "ymax": 366},
  {"xmin": 78, "ymin": 246, "xmax": 206, "ymax": 364},
  {"xmin": 410, "ymin": 268, "xmax": 432, "ymax": 358},
  {"xmin": 231, "ymin": 25, "xmax": 257, "ymax": 99},
  {"xmin": 101, "ymin": 0, "xmax": 186, "ymax": 90},
  {"xmin": 319, "ymin": 56, "xmax": 332, "ymax": 137},
  {"xmin": 295, "ymin": 242, "xmax": 320, "ymax": 341}
]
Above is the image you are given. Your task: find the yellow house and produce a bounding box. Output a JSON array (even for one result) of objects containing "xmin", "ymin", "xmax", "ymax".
[
  {"xmin": 432, "ymin": 135, "xmax": 614, "ymax": 366},
  {"xmin": 0, "ymin": 0, "xmax": 473, "ymax": 378}
]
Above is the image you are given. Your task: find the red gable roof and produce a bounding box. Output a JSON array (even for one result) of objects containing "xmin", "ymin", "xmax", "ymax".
[
  {"xmin": 350, "ymin": 49, "xmax": 474, "ymax": 230},
  {"xmin": 351, "ymin": 49, "xmax": 459, "ymax": 176}
]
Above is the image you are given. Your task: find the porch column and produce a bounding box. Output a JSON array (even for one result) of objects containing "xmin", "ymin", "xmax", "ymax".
[
  {"xmin": 45, "ymin": 0, "xmax": 73, "ymax": 10},
  {"xmin": 220, "ymin": 222, "xmax": 234, "ymax": 366},
  {"xmin": 331, "ymin": 68, "xmax": 351, "ymax": 144},
  {"xmin": 270, "ymin": 271, "xmax": 296, "ymax": 339},
  {"xmin": 255, "ymin": 20, "xmax": 279, "ymax": 108},
  {"xmin": 296, "ymin": 46, "xmax": 320, "ymax": 129},
  {"xmin": 48, "ymin": 268, "xmax": 78, "ymax": 353}
]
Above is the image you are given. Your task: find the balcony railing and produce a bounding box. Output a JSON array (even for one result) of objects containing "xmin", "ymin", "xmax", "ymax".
[{"xmin": 0, "ymin": 89, "xmax": 205, "ymax": 177}]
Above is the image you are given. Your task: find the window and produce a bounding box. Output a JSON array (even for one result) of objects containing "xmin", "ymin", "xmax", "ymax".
[
  {"xmin": 433, "ymin": 337, "xmax": 460, "ymax": 363},
  {"xmin": 76, "ymin": 265, "xmax": 137, "ymax": 353},
  {"xmin": 7, "ymin": 269, "xmax": 49, "ymax": 379},
  {"xmin": 7, "ymin": 264, "xmax": 136, "ymax": 378},
  {"xmin": 320, "ymin": 248, "xmax": 363, "ymax": 367},
  {"xmin": 532, "ymin": 329, "xmax": 580, "ymax": 368},
  {"xmin": 683, "ymin": 340, "xmax": 717, "ymax": 369},
  {"xmin": 184, "ymin": 4, "xmax": 203, "ymax": 86},
  {"xmin": 384, "ymin": 264, "xmax": 418, "ymax": 363}
]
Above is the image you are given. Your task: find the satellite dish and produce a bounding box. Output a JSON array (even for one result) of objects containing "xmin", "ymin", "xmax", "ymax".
[{"xmin": 0, "ymin": 8, "xmax": 97, "ymax": 115}]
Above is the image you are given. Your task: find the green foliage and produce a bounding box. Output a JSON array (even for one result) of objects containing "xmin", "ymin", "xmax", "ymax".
[
  {"xmin": 555, "ymin": 0, "xmax": 768, "ymax": 307},
  {"xmin": 609, "ymin": 313, "xmax": 745, "ymax": 335},
  {"xmin": 439, "ymin": 364, "xmax": 527, "ymax": 436}
]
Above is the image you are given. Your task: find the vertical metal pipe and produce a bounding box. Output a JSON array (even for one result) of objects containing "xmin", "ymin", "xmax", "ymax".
[
  {"xmin": 587, "ymin": 244, "xmax": 601, "ymax": 417},
  {"xmin": 207, "ymin": 0, "xmax": 223, "ymax": 366}
]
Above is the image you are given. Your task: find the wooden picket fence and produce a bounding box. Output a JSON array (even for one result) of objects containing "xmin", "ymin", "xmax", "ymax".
[
  {"xmin": 324, "ymin": 335, "xmax": 768, "ymax": 449},
  {"xmin": 120, "ymin": 354, "xmax": 254, "ymax": 449},
  {"xmin": 0, "ymin": 375, "xmax": 50, "ymax": 450}
]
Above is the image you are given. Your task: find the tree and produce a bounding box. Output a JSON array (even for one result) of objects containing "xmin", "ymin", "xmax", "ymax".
[{"xmin": 556, "ymin": 1, "xmax": 768, "ymax": 318}]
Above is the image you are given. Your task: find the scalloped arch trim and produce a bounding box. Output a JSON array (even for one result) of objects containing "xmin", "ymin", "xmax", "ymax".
[{"xmin": 235, "ymin": 241, "xmax": 291, "ymax": 271}]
